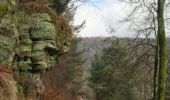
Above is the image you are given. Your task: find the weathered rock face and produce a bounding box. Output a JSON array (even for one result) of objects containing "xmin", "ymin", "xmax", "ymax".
[
  {"xmin": 0, "ymin": 7, "xmax": 65, "ymax": 100},
  {"xmin": 0, "ymin": 0, "xmax": 73, "ymax": 99},
  {"xmin": 17, "ymin": 12, "xmax": 59, "ymax": 99},
  {"xmin": 0, "ymin": 14, "xmax": 19, "ymax": 100},
  {"xmin": 0, "ymin": 14, "xmax": 18, "ymax": 66},
  {"xmin": 17, "ymin": 12, "xmax": 58, "ymax": 73}
]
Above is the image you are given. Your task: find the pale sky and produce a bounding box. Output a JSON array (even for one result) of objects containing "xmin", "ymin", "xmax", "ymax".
[
  {"xmin": 73, "ymin": 0, "xmax": 135, "ymax": 37},
  {"xmin": 73, "ymin": 0, "xmax": 170, "ymax": 37}
]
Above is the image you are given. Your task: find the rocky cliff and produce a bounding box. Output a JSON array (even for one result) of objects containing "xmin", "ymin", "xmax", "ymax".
[{"xmin": 0, "ymin": 0, "xmax": 72, "ymax": 100}]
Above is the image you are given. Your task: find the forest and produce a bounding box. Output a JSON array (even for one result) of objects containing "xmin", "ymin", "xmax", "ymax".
[{"xmin": 0, "ymin": 0, "xmax": 169, "ymax": 100}]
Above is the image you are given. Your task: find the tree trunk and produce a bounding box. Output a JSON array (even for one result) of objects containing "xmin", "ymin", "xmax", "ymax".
[
  {"xmin": 157, "ymin": 0, "xmax": 167, "ymax": 100},
  {"xmin": 153, "ymin": 43, "xmax": 159, "ymax": 100}
]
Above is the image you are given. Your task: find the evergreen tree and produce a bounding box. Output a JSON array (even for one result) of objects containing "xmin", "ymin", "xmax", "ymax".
[{"xmin": 89, "ymin": 40, "xmax": 136, "ymax": 100}]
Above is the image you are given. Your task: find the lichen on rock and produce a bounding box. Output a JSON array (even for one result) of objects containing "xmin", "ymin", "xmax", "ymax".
[{"xmin": 0, "ymin": 0, "xmax": 73, "ymax": 99}]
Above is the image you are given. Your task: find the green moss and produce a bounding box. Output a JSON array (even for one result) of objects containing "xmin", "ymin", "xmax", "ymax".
[{"xmin": 0, "ymin": 2, "xmax": 9, "ymax": 19}]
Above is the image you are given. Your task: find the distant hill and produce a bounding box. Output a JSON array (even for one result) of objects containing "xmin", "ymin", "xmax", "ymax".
[
  {"xmin": 41, "ymin": 37, "xmax": 170, "ymax": 100},
  {"xmin": 77, "ymin": 37, "xmax": 170, "ymax": 72},
  {"xmin": 77, "ymin": 37, "xmax": 170, "ymax": 100},
  {"xmin": 76, "ymin": 37, "xmax": 115, "ymax": 77}
]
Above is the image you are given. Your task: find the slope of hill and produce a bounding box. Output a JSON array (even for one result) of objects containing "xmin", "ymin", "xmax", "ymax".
[
  {"xmin": 77, "ymin": 37, "xmax": 170, "ymax": 100},
  {"xmin": 76, "ymin": 37, "xmax": 115, "ymax": 77},
  {"xmin": 40, "ymin": 37, "xmax": 170, "ymax": 100}
]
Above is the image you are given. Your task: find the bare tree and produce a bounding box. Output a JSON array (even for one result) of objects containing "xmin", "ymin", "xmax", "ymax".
[{"xmin": 118, "ymin": 0, "xmax": 169, "ymax": 100}]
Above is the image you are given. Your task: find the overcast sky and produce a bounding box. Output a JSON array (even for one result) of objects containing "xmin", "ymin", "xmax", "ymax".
[
  {"xmin": 74, "ymin": 0, "xmax": 134, "ymax": 37},
  {"xmin": 73, "ymin": 0, "xmax": 170, "ymax": 37}
]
